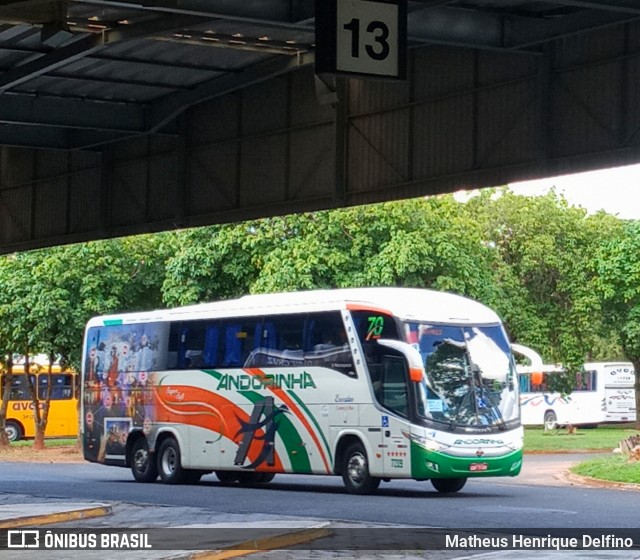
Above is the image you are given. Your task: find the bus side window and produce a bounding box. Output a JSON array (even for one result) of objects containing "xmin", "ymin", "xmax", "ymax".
[
  {"xmin": 203, "ymin": 324, "xmax": 219, "ymax": 368},
  {"xmin": 38, "ymin": 374, "xmax": 48, "ymax": 399},
  {"xmin": 379, "ymin": 354, "xmax": 409, "ymax": 418},
  {"xmin": 51, "ymin": 374, "xmax": 73, "ymax": 399},
  {"xmin": 222, "ymin": 323, "xmax": 242, "ymax": 366},
  {"xmin": 351, "ymin": 310, "xmax": 401, "ymax": 345},
  {"xmin": 305, "ymin": 312, "xmax": 355, "ymax": 376},
  {"xmin": 10, "ymin": 374, "xmax": 30, "ymax": 400},
  {"xmin": 221, "ymin": 319, "xmax": 261, "ymax": 367}
]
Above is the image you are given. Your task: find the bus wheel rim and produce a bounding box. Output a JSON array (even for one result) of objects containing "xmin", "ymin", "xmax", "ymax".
[
  {"xmin": 134, "ymin": 449, "xmax": 149, "ymax": 471},
  {"xmin": 347, "ymin": 453, "xmax": 366, "ymax": 484},
  {"xmin": 162, "ymin": 447, "xmax": 177, "ymax": 475}
]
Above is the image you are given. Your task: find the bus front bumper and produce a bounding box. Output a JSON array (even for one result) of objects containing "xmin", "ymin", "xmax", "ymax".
[{"xmin": 411, "ymin": 443, "xmax": 523, "ymax": 479}]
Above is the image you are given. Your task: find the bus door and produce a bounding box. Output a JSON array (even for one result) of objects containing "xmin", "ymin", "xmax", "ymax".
[{"xmin": 377, "ymin": 353, "xmax": 412, "ymax": 477}]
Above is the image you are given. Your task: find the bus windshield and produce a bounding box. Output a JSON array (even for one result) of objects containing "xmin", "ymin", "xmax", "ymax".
[{"xmin": 405, "ymin": 323, "xmax": 519, "ymax": 429}]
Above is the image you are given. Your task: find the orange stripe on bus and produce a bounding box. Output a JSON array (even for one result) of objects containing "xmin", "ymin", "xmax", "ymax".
[
  {"xmin": 244, "ymin": 368, "xmax": 332, "ymax": 474},
  {"xmin": 154, "ymin": 385, "xmax": 284, "ymax": 472},
  {"xmin": 346, "ymin": 303, "xmax": 392, "ymax": 315}
]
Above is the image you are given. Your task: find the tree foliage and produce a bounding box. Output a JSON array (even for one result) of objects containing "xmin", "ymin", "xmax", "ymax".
[
  {"xmin": 0, "ymin": 187, "xmax": 637, "ymax": 442},
  {"xmin": 0, "ymin": 234, "xmax": 171, "ymax": 447},
  {"xmin": 594, "ymin": 220, "xmax": 640, "ymax": 428},
  {"xmin": 463, "ymin": 189, "xmax": 623, "ymax": 372}
]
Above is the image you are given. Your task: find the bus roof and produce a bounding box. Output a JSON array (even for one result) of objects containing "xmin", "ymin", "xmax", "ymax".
[
  {"xmin": 583, "ymin": 362, "xmax": 634, "ymax": 370},
  {"xmin": 86, "ymin": 287, "xmax": 502, "ymax": 328}
]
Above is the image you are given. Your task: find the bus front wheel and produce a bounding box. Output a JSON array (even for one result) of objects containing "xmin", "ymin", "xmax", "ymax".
[
  {"xmin": 342, "ymin": 442, "xmax": 380, "ymax": 495},
  {"xmin": 157, "ymin": 438, "xmax": 186, "ymax": 484},
  {"xmin": 130, "ymin": 438, "xmax": 157, "ymax": 483},
  {"xmin": 5, "ymin": 421, "xmax": 22, "ymax": 443},
  {"xmin": 431, "ymin": 477, "xmax": 467, "ymax": 493}
]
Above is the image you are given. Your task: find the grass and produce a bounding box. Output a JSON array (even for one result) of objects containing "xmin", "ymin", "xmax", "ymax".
[
  {"xmin": 525, "ymin": 424, "xmax": 640, "ymax": 485},
  {"xmin": 524, "ymin": 424, "xmax": 638, "ymax": 452},
  {"xmin": 571, "ymin": 455, "xmax": 640, "ymax": 484},
  {"xmin": 11, "ymin": 438, "xmax": 77, "ymax": 448}
]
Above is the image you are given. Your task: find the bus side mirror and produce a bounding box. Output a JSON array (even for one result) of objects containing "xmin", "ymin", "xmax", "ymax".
[{"xmin": 376, "ymin": 339, "xmax": 425, "ymax": 382}]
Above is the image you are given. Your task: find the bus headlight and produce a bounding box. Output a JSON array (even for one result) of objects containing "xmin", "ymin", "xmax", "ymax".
[{"xmin": 423, "ymin": 439, "xmax": 444, "ymax": 452}]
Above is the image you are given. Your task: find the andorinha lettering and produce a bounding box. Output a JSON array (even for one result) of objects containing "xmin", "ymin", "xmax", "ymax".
[
  {"xmin": 453, "ymin": 438, "xmax": 505, "ymax": 446},
  {"xmin": 216, "ymin": 372, "xmax": 317, "ymax": 391}
]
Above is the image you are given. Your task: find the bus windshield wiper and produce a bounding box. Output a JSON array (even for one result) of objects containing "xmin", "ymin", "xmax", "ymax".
[{"xmin": 470, "ymin": 363, "xmax": 507, "ymax": 430}]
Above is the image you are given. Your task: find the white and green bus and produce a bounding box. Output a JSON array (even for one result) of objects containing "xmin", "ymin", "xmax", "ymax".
[{"xmin": 81, "ymin": 288, "xmax": 523, "ymax": 494}]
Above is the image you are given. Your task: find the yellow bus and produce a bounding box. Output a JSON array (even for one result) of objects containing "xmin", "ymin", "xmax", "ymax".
[{"xmin": 1, "ymin": 357, "xmax": 79, "ymax": 442}]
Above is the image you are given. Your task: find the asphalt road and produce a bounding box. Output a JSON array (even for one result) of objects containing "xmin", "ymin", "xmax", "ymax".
[{"xmin": 0, "ymin": 453, "xmax": 637, "ymax": 529}]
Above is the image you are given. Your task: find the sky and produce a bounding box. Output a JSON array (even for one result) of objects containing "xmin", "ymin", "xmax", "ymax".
[{"xmin": 508, "ymin": 163, "xmax": 640, "ymax": 220}]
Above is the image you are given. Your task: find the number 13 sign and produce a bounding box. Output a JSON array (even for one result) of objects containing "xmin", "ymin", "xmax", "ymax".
[{"xmin": 316, "ymin": 0, "xmax": 407, "ymax": 80}]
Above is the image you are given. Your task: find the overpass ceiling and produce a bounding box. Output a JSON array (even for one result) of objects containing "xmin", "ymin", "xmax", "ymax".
[{"xmin": 0, "ymin": 0, "xmax": 638, "ymax": 151}]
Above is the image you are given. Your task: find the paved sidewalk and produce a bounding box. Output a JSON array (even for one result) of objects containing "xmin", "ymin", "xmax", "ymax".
[{"xmin": 0, "ymin": 496, "xmax": 332, "ymax": 559}]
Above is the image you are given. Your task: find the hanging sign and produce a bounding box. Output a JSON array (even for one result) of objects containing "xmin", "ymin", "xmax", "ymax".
[{"xmin": 316, "ymin": 0, "xmax": 407, "ymax": 80}]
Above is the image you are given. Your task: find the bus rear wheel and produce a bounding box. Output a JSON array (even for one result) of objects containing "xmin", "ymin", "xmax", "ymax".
[
  {"xmin": 342, "ymin": 442, "xmax": 380, "ymax": 495},
  {"xmin": 236, "ymin": 472, "xmax": 276, "ymax": 485},
  {"xmin": 130, "ymin": 438, "xmax": 157, "ymax": 482},
  {"xmin": 215, "ymin": 471, "xmax": 239, "ymax": 484},
  {"xmin": 5, "ymin": 421, "xmax": 22, "ymax": 443},
  {"xmin": 157, "ymin": 438, "xmax": 186, "ymax": 484},
  {"xmin": 544, "ymin": 411, "xmax": 558, "ymax": 432},
  {"xmin": 431, "ymin": 477, "xmax": 467, "ymax": 493}
]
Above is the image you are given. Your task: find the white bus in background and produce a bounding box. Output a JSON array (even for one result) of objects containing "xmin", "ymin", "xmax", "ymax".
[
  {"xmin": 513, "ymin": 345, "xmax": 636, "ymax": 428},
  {"xmin": 592, "ymin": 362, "xmax": 636, "ymax": 423}
]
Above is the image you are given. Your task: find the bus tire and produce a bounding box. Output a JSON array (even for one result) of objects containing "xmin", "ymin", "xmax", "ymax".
[
  {"xmin": 183, "ymin": 470, "xmax": 206, "ymax": 484},
  {"xmin": 544, "ymin": 411, "xmax": 558, "ymax": 431},
  {"xmin": 236, "ymin": 472, "xmax": 276, "ymax": 485},
  {"xmin": 256, "ymin": 472, "xmax": 275, "ymax": 484},
  {"xmin": 431, "ymin": 477, "xmax": 467, "ymax": 493},
  {"xmin": 157, "ymin": 438, "xmax": 186, "ymax": 484},
  {"xmin": 130, "ymin": 438, "xmax": 158, "ymax": 483},
  {"xmin": 342, "ymin": 442, "xmax": 380, "ymax": 495},
  {"xmin": 5, "ymin": 421, "xmax": 22, "ymax": 443},
  {"xmin": 215, "ymin": 471, "xmax": 239, "ymax": 484}
]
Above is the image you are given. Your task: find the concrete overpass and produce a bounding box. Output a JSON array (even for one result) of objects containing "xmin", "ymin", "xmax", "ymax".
[{"xmin": 1, "ymin": 1, "xmax": 639, "ymax": 254}]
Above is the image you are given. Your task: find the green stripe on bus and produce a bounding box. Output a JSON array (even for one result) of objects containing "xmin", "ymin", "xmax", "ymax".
[
  {"xmin": 287, "ymin": 389, "xmax": 333, "ymax": 464},
  {"xmin": 203, "ymin": 369, "xmax": 222, "ymax": 380},
  {"xmin": 103, "ymin": 319, "xmax": 123, "ymax": 326},
  {"xmin": 239, "ymin": 390, "xmax": 312, "ymax": 474}
]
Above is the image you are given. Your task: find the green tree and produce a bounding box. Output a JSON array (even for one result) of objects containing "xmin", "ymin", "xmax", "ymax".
[
  {"xmin": 162, "ymin": 197, "xmax": 502, "ymax": 306},
  {"xmin": 0, "ymin": 252, "xmax": 44, "ymax": 448},
  {"xmin": 464, "ymin": 188, "xmax": 622, "ymax": 374},
  {"xmin": 0, "ymin": 234, "xmax": 172, "ymax": 449},
  {"xmin": 594, "ymin": 220, "xmax": 640, "ymax": 428}
]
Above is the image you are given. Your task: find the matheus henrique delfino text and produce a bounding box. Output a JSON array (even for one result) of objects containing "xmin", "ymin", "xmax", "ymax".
[{"xmin": 446, "ymin": 533, "xmax": 635, "ymax": 550}]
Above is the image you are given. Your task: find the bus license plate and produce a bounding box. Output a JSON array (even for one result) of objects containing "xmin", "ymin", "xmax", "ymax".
[{"xmin": 470, "ymin": 462, "xmax": 488, "ymax": 472}]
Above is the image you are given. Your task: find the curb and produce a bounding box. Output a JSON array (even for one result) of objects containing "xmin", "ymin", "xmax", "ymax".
[
  {"xmin": 564, "ymin": 471, "xmax": 640, "ymax": 492},
  {"xmin": 178, "ymin": 524, "xmax": 332, "ymax": 560},
  {"xmin": 0, "ymin": 504, "xmax": 112, "ymax": 529}
]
